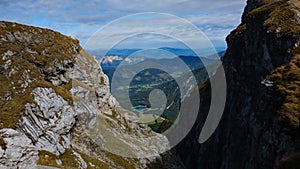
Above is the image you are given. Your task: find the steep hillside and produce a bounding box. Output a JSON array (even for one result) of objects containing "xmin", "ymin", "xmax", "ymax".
[
  {"xmin": 0, "ymin": 21, "xmax": 182, "ymax": 169},
  {"xmin": 177, "ymin": 0, "xmax": 300, "ymax": 168}
]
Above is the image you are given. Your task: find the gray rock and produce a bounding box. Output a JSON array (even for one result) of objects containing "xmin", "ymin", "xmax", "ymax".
[
  {"xmin": 0, "ymin": 128, "xmax": 38, "ymax": 169},
  {"xmin": 0, "ymin": 21, "xmax": 183, "ymax": 169}
]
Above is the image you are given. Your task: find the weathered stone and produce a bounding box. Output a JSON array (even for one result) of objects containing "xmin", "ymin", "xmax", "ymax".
[{"xmin": 0, "ymin": 21, "xmax": 183, "ymax": 169}]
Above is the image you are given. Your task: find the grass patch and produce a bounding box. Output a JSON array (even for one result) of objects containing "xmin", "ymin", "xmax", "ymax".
[
  {"xmin": 38, "ymin": 149, "xmax": 81, "ymax": 168},
  {"xmin": 247, "ymin": 0, "xmax": 300, "ymax": 35},
  {"xmin": 38, "ymin": 149, "xmax": 115, "ymax": 169},
  {"xmin": 0, "ymin": 138, "xmax": 7, "ymax": 150},
  {"xmin": 77, "ymin": 151, "xmax": 110, "ymax": 169},
  {"xmin": 37, "ymin": 150, "xmax": 62, "ymax": 168},
  {"xmin": 100, "ymin": 76, "xmax": 105, "ymax": 85},
  {"xmin": 102, "ymin": 150, "xmax": 136, "ymax": 169},
  {"xmin": 0, "ymin": 21, "xmax": 79, "ymax": 129},
  {"xmin": 268, "ymin": 55, "xmax": 300, "ymax": 130}
]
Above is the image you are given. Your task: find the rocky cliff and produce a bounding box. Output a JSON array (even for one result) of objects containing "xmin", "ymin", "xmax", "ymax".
[
  {"xmin": 177, "ymin": 0, "xmax": 300, "ymax": 168},
  {"xmin": 0, "ymin": 21, "xmax": 182, "ymax": 169}
]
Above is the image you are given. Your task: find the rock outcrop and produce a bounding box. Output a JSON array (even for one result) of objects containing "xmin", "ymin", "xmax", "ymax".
[
  {"xmin": 177, "ymin": 0, "xmax": 300, "ymax": 169},
  {"xmin": 0, "ymin": 21, "xmax": 182, "ymax": 169}
]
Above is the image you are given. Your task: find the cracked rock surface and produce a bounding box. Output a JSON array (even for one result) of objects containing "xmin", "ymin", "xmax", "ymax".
[{"xmin": 0, "ymin": 21, "xmax": 183, "ymax": 169}]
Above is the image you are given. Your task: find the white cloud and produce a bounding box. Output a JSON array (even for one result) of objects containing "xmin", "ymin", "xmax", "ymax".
[{"xmin": 0, "ymin": 0, "xmax": 247, "ymax": 48}]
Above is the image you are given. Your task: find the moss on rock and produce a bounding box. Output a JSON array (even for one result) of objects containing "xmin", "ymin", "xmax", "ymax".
[{"xmin": 0, "ymin": 21, "xmax": 79, "ymax": 129}]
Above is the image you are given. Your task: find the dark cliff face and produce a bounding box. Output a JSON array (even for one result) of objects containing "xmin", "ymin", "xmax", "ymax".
[{"xmin": 176, "ymin": 0, "xmax": 300, "ymax": 169}]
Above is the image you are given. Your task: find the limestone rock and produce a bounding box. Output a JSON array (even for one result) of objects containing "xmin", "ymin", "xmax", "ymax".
[{"xmin": 0, "ymin": 21, "xmax": 182, "ymax": 169}]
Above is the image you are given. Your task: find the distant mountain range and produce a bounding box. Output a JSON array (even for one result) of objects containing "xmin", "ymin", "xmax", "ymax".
[
  {"xmin": 95, "ymin": 50, "xmax": 225, "ymax": 72},
  {"xmin": 88, "ymin": 47, "xmax": 226, "ymax": 58}
]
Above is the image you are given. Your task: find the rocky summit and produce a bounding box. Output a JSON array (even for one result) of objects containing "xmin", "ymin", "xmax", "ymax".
[{"xmin": 0, "ymin": 21, "xmax": 182, "ymax": 169}]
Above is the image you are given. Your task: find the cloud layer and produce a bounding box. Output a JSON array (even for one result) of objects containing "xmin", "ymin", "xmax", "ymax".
[{"xmin": 0, "ymin": 0, "xmax": 246, "ymax": 48}]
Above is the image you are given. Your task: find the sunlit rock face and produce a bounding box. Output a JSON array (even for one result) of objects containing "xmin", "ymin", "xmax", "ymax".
[
  {"xmin": 176, "ymin": 0, "xmax": 300, "ymax": 169},
  {"xmin": 0, "ymin": 21, "xmax": 182, "ymax": 169}
]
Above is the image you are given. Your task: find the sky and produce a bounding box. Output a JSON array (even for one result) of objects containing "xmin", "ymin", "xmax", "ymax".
[{"xmin": 0, "ymin": 0, "xmax": 246, "ymax": 50}]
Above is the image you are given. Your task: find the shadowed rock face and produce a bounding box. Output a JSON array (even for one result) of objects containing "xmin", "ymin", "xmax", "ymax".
[
  {"xmin": 176, "ymin": 0, "xmax": 300, "ymax": 169},
  {"xmin": 0, "ymin": 21, "xmax": 183, "ymax": 169}
]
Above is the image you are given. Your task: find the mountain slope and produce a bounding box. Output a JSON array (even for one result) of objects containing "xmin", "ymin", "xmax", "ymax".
[
  {"xmin": 177, "ymin": 0, "xmax": 300, "ymax": 168},
  {"xmin": 0, "ymin": 21, "xmax": 182, "ymax": 169}
]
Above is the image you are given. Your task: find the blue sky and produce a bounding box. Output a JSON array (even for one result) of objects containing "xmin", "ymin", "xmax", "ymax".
[{"xmin": 0, "ymin": 0, "xmax": 246, "ymax": 49}]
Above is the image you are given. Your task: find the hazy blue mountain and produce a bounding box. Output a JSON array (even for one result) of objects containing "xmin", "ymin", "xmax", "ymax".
[
  {"xmin": 89, "ymin": 47, "xmax": 225, "ymax": 57},
  {"xmin": 96, "ymin": 50, "xmax": 225, "ymax": 72}
]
